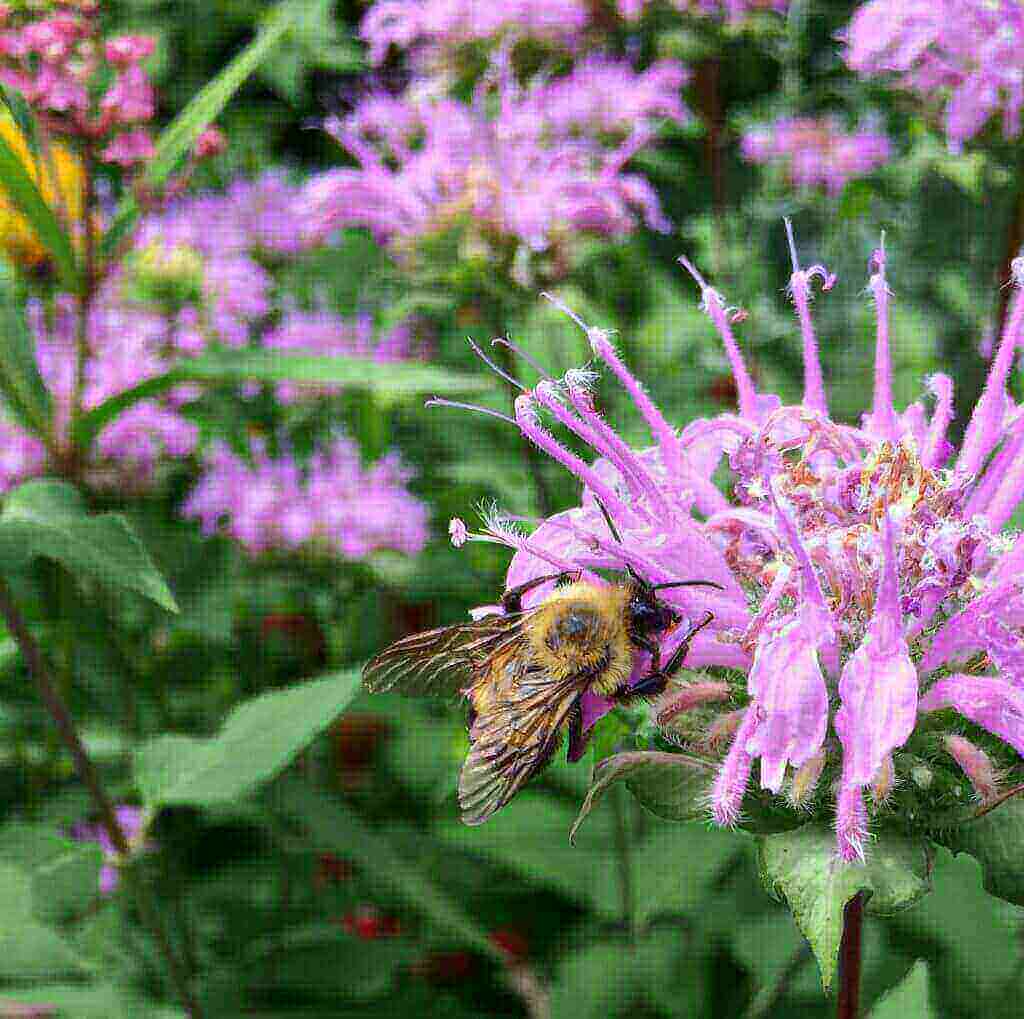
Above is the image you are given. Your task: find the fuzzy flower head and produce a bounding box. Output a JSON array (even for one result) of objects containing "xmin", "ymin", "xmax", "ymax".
[
  {"xmin": 442, "ymin": 225, "xmax": 1024, "ymax": 862},
  {"xmin": 740, "ymin": 117, "xmax": 892, "ymax": 195},
  {"xmin": 843, "ymin": 0, "xmax": 1024, "ymax": 150},
  {"xmin": 181, "ymin": 435, "xmax": 430, "ymax": 560},
  {"xmin": 71, "ymin": 805, "xmax": 150, "ymax": 895},
  {"xmin": 302, "ymin": 57, "xmax": 687, "ymax": 269}
]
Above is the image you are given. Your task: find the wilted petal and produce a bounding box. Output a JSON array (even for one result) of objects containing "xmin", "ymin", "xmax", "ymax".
[{"xmin": 919, "ymin": 674, "xmax": 1024, "ymax": 756}]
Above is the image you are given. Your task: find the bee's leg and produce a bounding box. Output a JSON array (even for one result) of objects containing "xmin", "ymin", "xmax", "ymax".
[
  {"xmin": 658, "ymin": 611, "xmax": 715, "ymax": 679},
  {"xmin": 614, "ymin": 672, "xmax": 669, "ymax": 702},
  {"xmin": 631, "ymin": 633, "xmax": 661, "ymax": 674},
  {"xmin": 615, "ymin": 612, "xmax": 716, "ymax": 703},
  {"xmin": 502, "ymin": 570, "xmax": 582, "ymax": 614},
  {"xmin": 566, "ymin": 697, "xmax": 591, "ymax": 763}
]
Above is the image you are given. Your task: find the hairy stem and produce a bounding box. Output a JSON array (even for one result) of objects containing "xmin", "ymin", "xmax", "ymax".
[
  {"xmin": 836, "ymin": 893, "xmax": 864, "ymax": 1019},
  {"xmin": 0, "ymin": 577, "xmax": 202, "ymax": 1017}
]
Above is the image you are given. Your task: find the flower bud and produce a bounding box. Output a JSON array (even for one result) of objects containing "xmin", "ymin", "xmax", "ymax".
[{"xmin": 944, "ymin": 734, "xmax": 1000, "ymax": 803}]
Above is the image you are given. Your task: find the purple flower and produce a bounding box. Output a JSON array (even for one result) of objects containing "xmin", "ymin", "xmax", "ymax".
[
  {"xmin": 360, "ymin": 0, "xmax": 592, "ymax": 65},
  {"xmin": 70, "ymin": 805, "xmax": 149, "ymax": 896},
  {"xmin": 303, "ymin": 58, "xmax": 688, "ymax": 258},
  {"xmin": 843, "ymin": 0, "xmax": 1024, "ymax": 149},
  {"xmin": 182, "ymin": 436, "xmax": 430, "ymax": 559},
  {"xmin": 740, "ymin": 117, "xmax": 892, "ymax": 195},
  {"xmin": 440, "ymin": 223, "xmax": 1024, "ymax": 860}
]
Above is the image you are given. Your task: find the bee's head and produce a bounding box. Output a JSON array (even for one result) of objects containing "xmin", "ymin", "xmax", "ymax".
[
  {"xmin": 625, "ymin": 567, "xmax": 724, "ymax": 639},
  {"xmin": 627, "ymin": 584, "xmax": 682, "ymax": 639}
]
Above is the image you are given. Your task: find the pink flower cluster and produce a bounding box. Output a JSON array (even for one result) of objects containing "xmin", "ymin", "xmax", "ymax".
[
  {"xmin": 446, "ymin": 223, "xmax": 1024, "ymax": 861},
  {"xmin": 130, "ymin": 171, "xmax": 316, "ymax": 349},
  {"xmin": 844, "ymin": 0, "xmax": 1024, "ymax": 149},
  {"xmin": 303, "ymin": 57, "xmax": 688, "ymax": 256},
  {"xmin": 360, "ymin": 0, "xmax": 591, "ymax": 65},
  {"xmin": 0, "ymin": 4, "xmax": 157, "ymax": 164},
  {"xmin": 360, "ymin": 0, "xmax": 789, "ymax": 63},
  {"xmin": 0, "ymin": 172, "xmax": 422, "ymax": 496},
  {"xmin": 740, "ymin": 117, "xmax": 892, "ymax": 195},
  {"xmin": 0, "ymin": 288, "xmax": 198, "ymax": 494},
  {"xmin": 182, "ymin": 436, "xmax": 429, "ymax": 559}
]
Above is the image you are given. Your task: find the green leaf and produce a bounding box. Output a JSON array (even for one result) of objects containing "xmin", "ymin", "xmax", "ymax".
[
  {"xmin": 249, "ymin": 924, "xmax": 410, "ymax": 1001},
  {"xmin": 434, "ymin": 792, "xmax": 621, "ymax": 919},
  {"xmin": 273, "ymin": 777, "xmax": 505, "ymax": 964},
  {"xmin": 0, "ymin": 480, "xmax": 178, "ymax": 611},
  {"xmin": 102, "ymin": 0, "xmax": 313, "ymax": 259},
  {"xmin": 550, "ymin": 929, "xmax": 706, "ymax": 1019},
  {"xmin": 934, "ymin": 795, "xmax": 1024, "ymax": 906},
  {"xmin": 72, "ymin": 351, "xmax": 490, "ymax": 449},
  {"xmin": 0, "ymin": 984, "xmax": 161, "ymax": 1019},
  {"xmin": 0, "ymin": 117, "xmax": 81, "ymax": 292},
  {"xmin": 570, "ymin": 751, "xmax": 716, "ymax": 842},
  {"xmin": 0, "ymin": 822, "xmax": 102, "ymax": 923},
  {"xmin": 133, "ymin": 670, "xmax": 361, "ymax": 807},
  {"xmin": 0, "ymin": 276, "xmax": 52, "ymax": 438},
  {"xmin": 871, "ymin": 962, "xmax": 934, "ymax": 1018},
  {"xmin": 758, "ymin": 825, "xmax": 932, "ymax": 991},
  {"xmin": 0, "ymin": 861, "xmax": 85, "ymax": 982}
]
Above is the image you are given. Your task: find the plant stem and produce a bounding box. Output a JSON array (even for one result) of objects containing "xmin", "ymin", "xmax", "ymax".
[
  {"xmin": 836, "ymin": 893, "xmax": 864, "ymax": 1019},
  {"xmin": 610, "ymin": 784, "xmax": 635, "ymax": 939},
  {"xmin": 0, "ymin": 576, "xmax": 203, "ymax": 1018}
]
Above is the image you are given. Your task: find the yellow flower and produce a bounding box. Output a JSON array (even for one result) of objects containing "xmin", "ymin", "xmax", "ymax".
[{"xmin": 0, "ymin": 114, "xmax": 85, "ymax": 270}]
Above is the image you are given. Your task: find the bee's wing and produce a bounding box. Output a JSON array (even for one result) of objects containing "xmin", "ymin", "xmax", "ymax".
[
  {"xmin": 459, "ymin": 655, "xmax": 585, "ymax": 825},
  {"xmin": 362, "ymin": 613, "xmax": 527, "ymax": 697}
]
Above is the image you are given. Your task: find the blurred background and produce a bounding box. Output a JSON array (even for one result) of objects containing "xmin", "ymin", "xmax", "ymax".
[{"xmin": 0, "ymin": 0, "xmax": 1021, "ymax": 1016}]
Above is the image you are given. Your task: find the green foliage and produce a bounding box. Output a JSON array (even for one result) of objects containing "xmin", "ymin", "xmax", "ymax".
[
  {"xmin": 871, "ymin": 962, "xmax": 935, "ymax": 1018},
  {"xmin": 134, "ymin": 670, "xmax": 360, "ymax": 806},
  {"xmin": 0, "ymin": 480, "xmax": 177, "ymax": 611},
  {"xmin": 758, "ymin": 825, "xmax": 932, "ymax": 991}
]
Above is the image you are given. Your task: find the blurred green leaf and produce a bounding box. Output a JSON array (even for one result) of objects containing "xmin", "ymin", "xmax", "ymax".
[
  {"xmin": 0, "ymin": 276, "xmax": 51, "ymax": 438},
  {"xmin": 870, "ymin": 961, "xmax": 934, "ymax": 1018},
  {"xmin": 758, "ymin": 825, "xmax": 931, "ymax": 991},
  {"xmin": 0, "ymin": 984, "xmax": 168, "ymax": 1018},
  {"xmin": 933, "ymin": 795, "xmax": 1024, "ymax": 906},
  {"xmin": 0, "ymin": 861, "xmax": 85, "ymax": 983},
  {"xmin": 249, "ymin": 924, "xmax": 410, "ymax": 1001},
  {"xmin": 550, "ymin": 929, "xmax": 706, "ymax": 1019},
  {"xmin": 274, "ymin": 777, "xmax": 506, "ymax": 964},
  {"xmin": 0, "ymin": 115, "xmax": 81, "ymax": 293},
  {"xmin": 133, "ymin": 669, "xmax": 360, "ymax": 806},
  {"xmin": 0, "ymin": 480, "xmax": 178, "ymax": 611},
  {"xmin": 73, "ymin": 351, "xmax": 490, "ymax": 450},
  {"xmin": 0, "ymin": 822, "xmax": 102, "ymax": 924},
  {"xmin": 570, "ymin": 751, "xmax": 716, "ymax": 842}
]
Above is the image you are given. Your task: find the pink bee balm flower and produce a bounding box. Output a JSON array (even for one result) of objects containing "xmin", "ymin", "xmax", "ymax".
[
  {"xmin": 302, "ymin": 55, "xmax": 688, "ymax": 257},
  {"xmin": 740, "ymin": 117, "xmax": 892, "ymax": 195},
  {"xmin": 437, "ymin": 223, "xmax": 1024, "ymax": 861},
  {"xmin": 182, "ymin": 436, "xmax": 430, "ymax": 560},
  {"xmin": 843, "ymin": 0, "xmax": 1024, "ymax": 149}
]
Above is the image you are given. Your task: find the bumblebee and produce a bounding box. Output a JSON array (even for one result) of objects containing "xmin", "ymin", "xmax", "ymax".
[{"xmin": 363, "ymin": 565, "xmax": 720, "ymax": 825}]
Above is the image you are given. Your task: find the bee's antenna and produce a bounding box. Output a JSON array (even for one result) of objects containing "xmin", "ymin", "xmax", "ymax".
[
  {"xmin": 652, "ymin": 580, "xmax": 726, "ymax": 592},
  {"xmin": 594, "ymin": 498, "xmax": 622, "ymax": 544}
]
